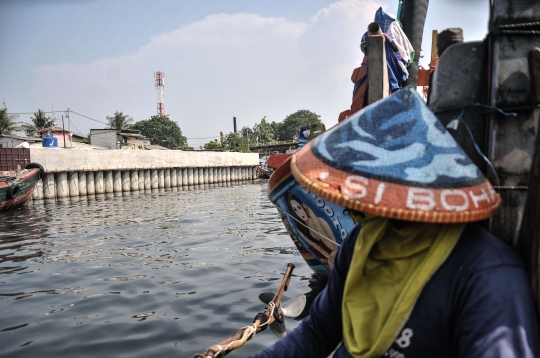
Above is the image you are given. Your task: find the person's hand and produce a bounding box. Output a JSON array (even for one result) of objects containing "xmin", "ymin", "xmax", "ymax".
[
  {"xmin": 327, "ymin": 251, "xmax": 337, "ymax": 269},
  {"xmin": 304, "ymin": 205, "xmax": 316, "ymax": 218}
]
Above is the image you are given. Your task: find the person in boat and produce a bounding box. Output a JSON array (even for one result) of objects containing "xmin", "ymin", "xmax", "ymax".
[
  {"xmin": 285, "ymin": 192, "xmax": 338, "ymax": 269},
  {"xmin": 251, "ymin": 88, "xmax": 540, "ymax": 357}
]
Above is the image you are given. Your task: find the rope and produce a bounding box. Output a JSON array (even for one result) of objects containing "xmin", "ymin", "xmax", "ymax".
[
  {"xmin": 489, "ymin": 21, "xmax": 540, "ymax": 36},
  {"xmin": 494, "ymin": 186, "xmax": 529, "ymax": 191},
  {"xmin": 197, "ymin": 303, "xmax": 276, "ymax": 358},
  {"xmin": 264, "ymin": 301, "xmax": 276, "ymax": 327},
  {"xmin": 212, "ymin": 320, "xmax": 265, "ymax": 356},
  {"xmin": 451, "ymin": 109, "xmax": 501, "ymax": 187},
  {"xmin": 495, "ymin": 21, "xmax": 540, "ymax": 29},
  {"xmin": 274, "ymin": 206, "xmax": 341, "ymax": 247},
  {"xmin": 446, "ymin": 103, "xmax": 519, "ymax": 189},
  {"xmin": 493, "ymin": 30, "xmax": 540, "ymax": 35}
]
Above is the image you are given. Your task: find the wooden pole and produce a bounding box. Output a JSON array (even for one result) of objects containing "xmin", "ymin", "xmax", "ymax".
[
  {"xmin": 61, "ymin": 115, "xmax": 66, "ymax": 149},
  {"xmin": 367, "ymin": 23, "xmax": 389, "ymax": 105},
  {"xmin": 431, "ymin": 29, "xmax": 438, "ymax": 60}
]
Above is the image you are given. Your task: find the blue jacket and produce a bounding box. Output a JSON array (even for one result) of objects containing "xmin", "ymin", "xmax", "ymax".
[{"xmin": 251, "ymin": 223, "xmax": 540, "ymax": 357}]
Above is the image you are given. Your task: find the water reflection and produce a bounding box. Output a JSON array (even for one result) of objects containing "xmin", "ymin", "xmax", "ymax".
[
  {"xmin": 0, "ymin": 206, "xmax": 45, "ymax": 269},
  {"xmin": 0, "ymin": 181, "xmax": 318, "ymax": 358}
]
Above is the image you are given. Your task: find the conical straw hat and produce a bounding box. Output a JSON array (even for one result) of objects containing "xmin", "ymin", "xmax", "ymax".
[{"xmin": 291, "ymin": 87, "xmax": 500, "ymax": 223}]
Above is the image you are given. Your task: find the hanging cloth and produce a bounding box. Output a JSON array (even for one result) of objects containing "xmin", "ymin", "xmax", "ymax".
[
  {"xmin": 360, "ymin": 8, "xmax": 411, "ymax": 92},
  {"xmin": 375, "ymin": 7, "xmax": 415, "ymax": 66},
  {"xmin": 342, "ymin": 215, "xmax": 465, "ymax": 357}
]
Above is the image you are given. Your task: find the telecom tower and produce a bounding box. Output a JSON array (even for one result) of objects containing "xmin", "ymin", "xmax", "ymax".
[{"xmin": 154, "ymin": 71, "xmax": 165, "ymax": 116}]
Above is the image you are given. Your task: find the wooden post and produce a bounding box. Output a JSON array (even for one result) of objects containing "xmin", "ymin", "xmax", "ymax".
[
  {"xmin": 431, "ymin": 29, "xmax": 438, "ymax": 60},
  {"xmin": 367, "ymin": 23, "xmax": 389, "ymax": 105}
]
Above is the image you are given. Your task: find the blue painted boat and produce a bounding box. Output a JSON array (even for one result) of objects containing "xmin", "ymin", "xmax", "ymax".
[{"xmin": 267, "ymin": 155, "xmax": 357, "ymax": 278}]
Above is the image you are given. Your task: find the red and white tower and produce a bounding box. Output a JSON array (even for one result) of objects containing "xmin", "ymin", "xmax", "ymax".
[{"xmin": 154, "ymin": 71, "xmax": 165, "ymax": 116}]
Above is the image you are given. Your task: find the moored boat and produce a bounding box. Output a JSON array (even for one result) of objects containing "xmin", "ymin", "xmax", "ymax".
[
  {"xmin": 266, "ymin": 7, "xmax": 414, "ymax": 278},
  {"xmin": 0, "ymin": 163, "xmax": 43, "ymax": 211}
]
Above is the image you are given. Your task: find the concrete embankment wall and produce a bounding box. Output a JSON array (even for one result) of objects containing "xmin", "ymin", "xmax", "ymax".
[{"xmin": 30, "ymin": 148, "xmax": 260, "ymax": 202}]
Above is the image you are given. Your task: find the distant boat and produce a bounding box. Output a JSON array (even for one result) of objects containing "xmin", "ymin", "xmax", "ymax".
[{"xmin": 0, "ymin": 163, "xmax": 43, "ymax": 211}]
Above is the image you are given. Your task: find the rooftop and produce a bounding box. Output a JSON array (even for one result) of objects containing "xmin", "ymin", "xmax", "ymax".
[
  {"xmin": 37, "ymin": 126, "xmax": 69, "ymax": 133},
  {"xmin": 0, "ymin": 134, "xmax": 42, "ymax": 142}
]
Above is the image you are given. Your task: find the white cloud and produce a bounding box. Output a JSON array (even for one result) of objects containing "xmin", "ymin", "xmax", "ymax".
[{"xmin": 32, "ymin": 0, "xmax": 386, "ymax": 146}]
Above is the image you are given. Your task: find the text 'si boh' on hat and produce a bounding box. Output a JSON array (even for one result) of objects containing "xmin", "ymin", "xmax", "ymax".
[{"xmin": 291, "ymin": 87, "xmax": 501, "ymax": 224}]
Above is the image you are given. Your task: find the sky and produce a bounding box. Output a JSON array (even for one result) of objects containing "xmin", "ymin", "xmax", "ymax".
[{"xmin": 0, "ymin": 0, "xmax": 489, "ymax": 148}]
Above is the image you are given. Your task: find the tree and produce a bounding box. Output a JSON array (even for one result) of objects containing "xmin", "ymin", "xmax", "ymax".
[
  {"xmin": 274, "ymin": 110, "xmax": 322, "ymax": 141},
  {"xmin": 224, "ymin": 132, "xmax": 250, "ymax": 152},
  {"xmin": 32, "ymin": 109, "xmax": 54, "ymax": 130},
  {"xmin": 20, "ymin": 109, "xmax": 54, "ymax": 136},
  {"xmin": 106, "ymin": 111, "xmax": 133, "ymax": 130},
  {"xmin": 203, "ymin": 129, "xmax": 253, "ymax": 152},
  {"xmin": 0, "ymin": 108, "xmax": 20, "ymax": 136},
  {"xmin": 240, "ymin": 126, "xmax": 256, "ymax": 144},
  {"xmin": 252, "ymin": 116, "xmax": 275, "ymax": 144},
  {"xmin": 132, "ymin": 115, "xmax": 189, "ymax": 150},
  {"xmin": 203, "ymin": 139, "xmax": 223, "ymax": 150}
]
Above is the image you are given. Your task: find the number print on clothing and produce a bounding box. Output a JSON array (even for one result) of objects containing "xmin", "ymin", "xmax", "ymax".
[
  {"xmin": 384, "ymin": 348, "xmax": 405, "ymax": 358},
  {"xmin": 396, "ymin": 328, "xmax": 413, "ymax": 348}
]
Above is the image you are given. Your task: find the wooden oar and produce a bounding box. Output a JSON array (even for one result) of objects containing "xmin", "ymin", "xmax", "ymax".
[
  {"xmin": 259, "ymin": 293, "xmax": 307, "ymax": 319},
  {"xmin": 194, "ymin": 263, "xmax": 295, "ymax": 358}
]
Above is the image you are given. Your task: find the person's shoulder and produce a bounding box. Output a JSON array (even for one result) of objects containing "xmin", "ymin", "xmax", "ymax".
[{"xmin": 451, "ymin": 223, "xmax": 525, "ymax": 272}]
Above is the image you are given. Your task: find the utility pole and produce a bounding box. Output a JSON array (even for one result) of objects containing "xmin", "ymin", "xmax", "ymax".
[
  {"xmin": 61, "ymin": 115, "xmax": 66, "ymax": 149},
  {"xmin": 67, "ymin": 108, "xmax": 72, "ymax": 148}
]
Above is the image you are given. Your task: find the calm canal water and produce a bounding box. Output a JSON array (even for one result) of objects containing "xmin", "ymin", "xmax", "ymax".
[{"xmin": 0, "ymin": 181, "xmax": 320, "ymax": 357}]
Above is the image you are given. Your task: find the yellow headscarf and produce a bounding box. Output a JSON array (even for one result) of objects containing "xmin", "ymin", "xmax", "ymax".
[{"xmin": 342, "ymin": 214, "xmax": 465, "ymax": 357}]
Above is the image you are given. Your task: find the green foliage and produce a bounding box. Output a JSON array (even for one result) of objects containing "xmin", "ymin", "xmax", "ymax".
[
  {"xmin": 240, "ymin": 126, "xmax": 255, "ymax": 142},
  {"xmin": 203, "ymin": 139, "xmax": 223, "ymax": 150},
  {"xmin": 201, "ymin": 109, "xmax": 323, "ymax": 151},
  {"xmin": 19, "ymin": 123, "xmax": 36, "ymax": 137},
  {"xmin": 202, "ymin": 129, "xmax": 255, "ymax": 152},
  {"xmin": 274, "ymin": 110, "xmax": 322, "ymax": 141},
  {"xmin": 106, "ymin": 111, "xmax": 134, "ymax": 130},
  {"xmin": 132, "ymin": 115, "xmax": 189, "ymax": 150},
  {"xmin": 32, "ymin": 109, "xmax": 54, "ymax": 130},
  {"xmin": 21, "ymin": 109, "xmax": 55, "ymax": 136},
  {"xmin": 224, "ymin": 132, "xmax": 250, "ymax": 152},
  {"xmin": 0, "ymin": 108, "xmax": 21, "ymax": 136},
  {"xmin": 252, "ymin": 116, "xmax": 275, "ymax": 144}
]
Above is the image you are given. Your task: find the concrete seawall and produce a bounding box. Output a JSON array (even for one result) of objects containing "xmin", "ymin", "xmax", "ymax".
[{"xmin": 30, "ymin": 149, "xmax": 260, "ymax": 202}]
